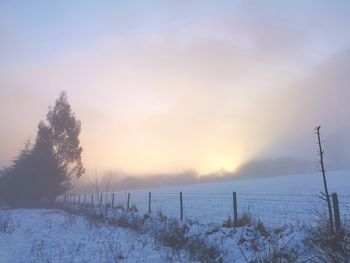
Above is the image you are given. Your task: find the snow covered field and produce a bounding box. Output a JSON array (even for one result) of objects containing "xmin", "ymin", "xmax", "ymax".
[
  {"xmin": 88, "ymin": 169, "xmax": 350, "ymax": 226},
  {"xmin": 0, "ymin": 209, "xmax": 174, "ymax": 263},
  {"xmin": 0, "ymin": 207, "xmax": 309, "ymax": 263},
  {"xmin": 2, "ymin": 170, "xmax": 349, "ymax": 263}
]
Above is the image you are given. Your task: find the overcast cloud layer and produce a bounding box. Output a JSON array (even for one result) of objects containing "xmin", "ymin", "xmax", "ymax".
[{"xmin": 1, "ymin": 1, "xmax": 350, "ymax": 175}]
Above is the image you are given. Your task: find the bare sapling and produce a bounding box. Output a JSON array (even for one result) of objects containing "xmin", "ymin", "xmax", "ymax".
[
  {"xmin": 86, "ymin": 169, "xmax": 112, "ymax": 212},
  {"xmin": 315, "ymin": 126, "xmax": 334, "ymax": 235}
]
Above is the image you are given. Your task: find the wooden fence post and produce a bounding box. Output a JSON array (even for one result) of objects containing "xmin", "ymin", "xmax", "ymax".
[
  {"xmin": 112, "ymin": 193, "xmax": 115, "ymax": 208},
  {"xmin": 332, "ymin": 193, "xmax": 341, "ymax": 232},
  {"xmin": 127, "ymin": 192, "xmax": 131, "ymax": 210},
  {"xmin": 180, "ymin": 192, "xmax": 183, "ymax": 220},
  {"xmin": 100, "ymin": 193, "xmax": 103, "ymax": 207},
  {"xmin": 91, "ymin": 194, "xmax": 94, "ymax": 206},
  {"xmin": 233, "ymin": 192, "xmax": 238, "ymax": 226},
  {"xmin": 78, "ymin": 194, "xmax": 81, "ymax": 204},
  {"xmin": 148, "ymin": 192, "xmax": 151, "ymax": 214},
  {"xmin": 84, "ymin": 194, "xmax": 86, "ymax": 206}
]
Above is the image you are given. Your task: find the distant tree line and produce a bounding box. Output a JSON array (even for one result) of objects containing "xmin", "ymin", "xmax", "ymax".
[{"xmin": 0, "ymin": 92, "xmax": 84, "ymax": 207}]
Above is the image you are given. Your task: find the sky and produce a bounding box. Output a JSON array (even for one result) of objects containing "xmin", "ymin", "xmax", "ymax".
[{"xmin": 1, "ymin": 1, "xmax": 350, "ymax": 176}]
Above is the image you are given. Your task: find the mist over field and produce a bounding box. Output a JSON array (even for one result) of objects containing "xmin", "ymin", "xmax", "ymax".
[
  {"xmin": 1, "ymin": 1, "xmax": 350, "ymax": 182},
  {"xmin": 1, "ymin": 2, "xmax": 350, "ymax": 262}
]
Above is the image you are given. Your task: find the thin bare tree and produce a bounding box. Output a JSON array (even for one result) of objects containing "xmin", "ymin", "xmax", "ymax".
[
  {"xmin": 315, "ymin": 126, "xmax": 334, "ymax": 235},
  {"xmin": 87, "ymin": 169, "xmax": 114, "ymax": 209}
]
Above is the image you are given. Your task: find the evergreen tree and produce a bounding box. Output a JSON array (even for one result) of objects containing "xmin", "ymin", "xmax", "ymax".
[
  {"xmin": 47, "ymin": 91, "xmax": 85, "ymax": 178},
  {"xmin": 0, "ymin": 140, "xmax": 40, "ymax": 206},
  {"xmin": 0, "ymin": 92, "xmax": 84, "ymax": 207},
  {"xmin": 31, "ymin": 122, "xmax": 68, "ymax": 203}
]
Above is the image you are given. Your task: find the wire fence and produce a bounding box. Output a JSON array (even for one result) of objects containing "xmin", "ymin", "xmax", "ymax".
[{"xmin": 63, "ymin": 191, "xmax": 350, "ymax": 227}]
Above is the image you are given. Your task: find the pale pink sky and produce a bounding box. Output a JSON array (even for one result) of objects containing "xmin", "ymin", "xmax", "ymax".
[{"xmin": 1, "ymin": 1, "xmax": 350, "ymax": 175}]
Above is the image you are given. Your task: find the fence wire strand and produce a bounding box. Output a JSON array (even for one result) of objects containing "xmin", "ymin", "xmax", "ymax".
[{"xmin": 64, "ymin": 191, "xmax": 350, "ymax": 227}]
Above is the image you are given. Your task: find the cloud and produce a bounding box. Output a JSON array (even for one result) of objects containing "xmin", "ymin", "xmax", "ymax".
[{"xmin": 1, "ymin": 1, "xmax": 350, "ymax": 174}]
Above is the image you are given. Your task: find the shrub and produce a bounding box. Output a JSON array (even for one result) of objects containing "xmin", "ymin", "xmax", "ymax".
[
  {"xmin": 235, "ymin": 212, "xmax": 252, "ymax": 227},
  {"xmin": 186, "ymin": 235, "xmax": 222, "ymax": 263},
  {"xmin": 254, "ymin": 243, "xmax": 299, "ymax": 263},
  {"xmin": 257, "ymin": 220, "xmax": 269, "ymax": 238},
  {"xmin": 128, "ymin": 205, "xmax": 138, "ymax": 213},
  {"xmin": 0, "ymin": 213, "xmax": 15, "ymax": 234},
  {"xmin": 306, "ymin": 215, "xmax": 350, "ymax": 262},
  {"xmin": 157, "ymin": 219, "xmax": 188, "ymax": 250},
  {"xmin": 222, "ymin": 214, "xmax": 234, "ymax": 228},
  {"xmin": 156, "ymin": 210, "xmax": 167, "ymax": 222}
]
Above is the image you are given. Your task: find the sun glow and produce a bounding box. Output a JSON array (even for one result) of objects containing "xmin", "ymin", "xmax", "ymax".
[{"xmin": 1, "ymin": 1, "xmax": 350, "ymax": 176}]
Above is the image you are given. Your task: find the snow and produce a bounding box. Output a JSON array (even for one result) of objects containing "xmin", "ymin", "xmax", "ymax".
[
  {"xmin": 88, "ymin": 169, "xmax": 350, "ymax": 226},
  {"xmin": 0, "ymin": 207, "xmax": 308, "ymax": 263},
  {"xmin": 1, "ymin": 169, "xmax": 349, "ymax": 262},
  {"xmin": 0, "ymin": 209, "xmax": 170, "ymax": 263}
]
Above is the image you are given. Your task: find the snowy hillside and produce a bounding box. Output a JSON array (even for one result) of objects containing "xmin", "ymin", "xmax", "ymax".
[
  {"xmin": 0, "ymin": 209, "xmax": 170, "ymax": 263},
  {"xmin": 84, "ymin": 169, "xmax": 350, "ymax": 226},
  {"xmin": 0, "ymin": 205, "xmax": 320, "ymax": 263},
  {"xmin": 1, "ymin": 170, "xmax": 349, "ymax": 262}
]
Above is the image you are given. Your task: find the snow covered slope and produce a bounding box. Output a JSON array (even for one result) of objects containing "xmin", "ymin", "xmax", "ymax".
[
  {"xmin": 112, "ymin": 169, "xmax": 350, "ymax": 226},
  {"xmin": 0, "ymin": 209, "xmax": 168, "ymax": 263}
]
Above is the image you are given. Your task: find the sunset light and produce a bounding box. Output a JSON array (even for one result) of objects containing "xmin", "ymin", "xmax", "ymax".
[{"xmin": 1, "ymin": 2, "xmax": 350, "ymax": 261}]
